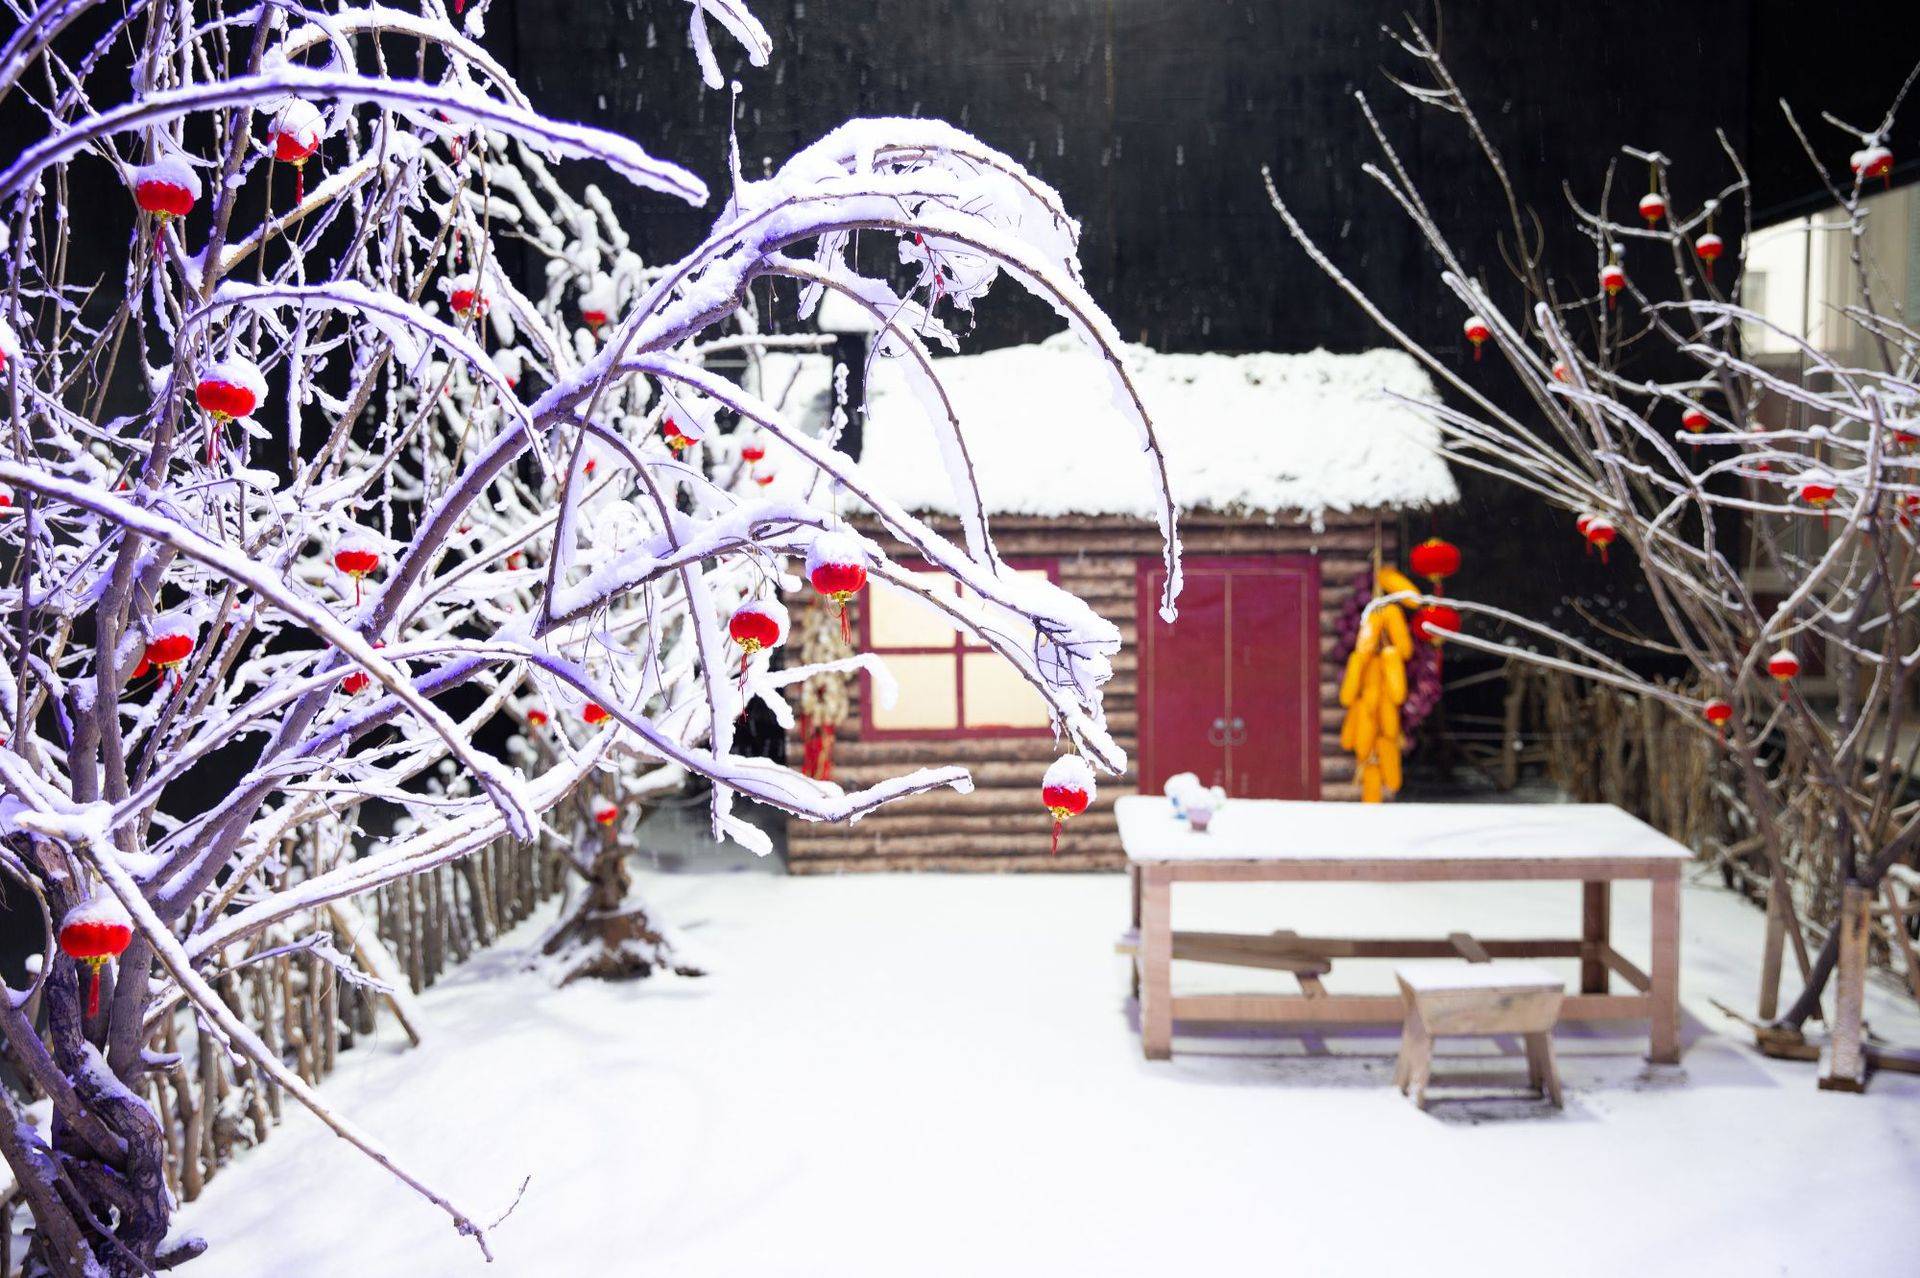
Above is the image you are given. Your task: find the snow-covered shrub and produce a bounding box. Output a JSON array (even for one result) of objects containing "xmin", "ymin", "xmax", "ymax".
[{"xmin": 1271, "ymin": 20, "xmax": 1920, "ymax": 1035}]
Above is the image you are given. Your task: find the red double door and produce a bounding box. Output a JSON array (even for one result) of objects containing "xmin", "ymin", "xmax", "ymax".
[{"xmin": 1136, "ymin": 555, "xmax": 1320, "ymax": 799}]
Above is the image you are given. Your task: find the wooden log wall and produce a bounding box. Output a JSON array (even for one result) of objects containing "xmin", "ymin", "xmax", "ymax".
[
  {"xmin": 785, "ymin": 511, "xmax": 1395, "ymax": 873},
  {"xmin": 0, "ymin": 832, "xmax": 567, "ymax": 1247}
]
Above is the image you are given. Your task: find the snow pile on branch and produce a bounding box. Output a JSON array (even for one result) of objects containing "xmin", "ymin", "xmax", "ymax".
[{"xmin": 840, "ymin": 333, "xmax": 1456, "ymax": 518}]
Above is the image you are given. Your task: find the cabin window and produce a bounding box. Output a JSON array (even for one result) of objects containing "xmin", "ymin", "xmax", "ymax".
[{"xmin": 863, "ymin": 563, "xmax": 1057, "ymax": 735}]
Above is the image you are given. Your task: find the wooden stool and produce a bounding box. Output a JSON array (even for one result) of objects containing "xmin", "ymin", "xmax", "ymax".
[{"xmin": 1394, "ymin": 961, "xmax": 1565, "ymax": 1109}]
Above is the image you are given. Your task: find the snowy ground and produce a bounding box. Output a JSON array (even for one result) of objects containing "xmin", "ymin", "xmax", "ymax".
[{"xmin": 179, "ymin": 867, "xmax": 1920, "ymax": 1277}]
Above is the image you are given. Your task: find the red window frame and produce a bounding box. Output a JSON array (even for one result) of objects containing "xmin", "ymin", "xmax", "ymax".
[{"xmin": 857, "ymin": 557, "xmax": 1061, "ymax": 740}]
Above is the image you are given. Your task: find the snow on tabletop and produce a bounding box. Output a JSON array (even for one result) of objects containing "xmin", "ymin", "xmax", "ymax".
[
  {"xmin": 1114, "ymin": 795, "xmax": 1694, "ymax": 862},
  {"xmin": 776, "ymin": 332, "xmax": 1457, "ymax": 518}
]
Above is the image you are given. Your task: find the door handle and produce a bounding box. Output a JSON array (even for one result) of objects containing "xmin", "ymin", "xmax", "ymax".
[
  {"xmin": 1226, "ymin": 716, "xmax": 1248, "ymax": 746},
  {"xmin": 1207, "ymin": 716, "xmax": 1228, "ymax": 746}
]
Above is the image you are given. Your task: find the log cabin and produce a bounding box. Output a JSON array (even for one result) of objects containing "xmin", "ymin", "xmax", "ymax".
[{"xmin": 762, "ymin": 333, "xmax": 1456, "ymax": 872}]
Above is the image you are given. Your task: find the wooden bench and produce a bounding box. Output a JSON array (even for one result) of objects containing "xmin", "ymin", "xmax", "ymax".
[{"xmin": 1394, "ymin": 961, "xmax": 1565, "ymax": 1110}]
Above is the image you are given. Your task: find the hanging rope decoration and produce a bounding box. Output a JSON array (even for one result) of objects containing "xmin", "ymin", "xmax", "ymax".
[
  {"xmin": 1040, "ymin": 755, "xmax": 1095, "ymax": 855},
  {"xmin": 806, "ymin": 532, "xmax": 869, "ymax": 642},
  {"xmin": 59, "ymin": 895, "xmax": 133, "ymax": 1018}
]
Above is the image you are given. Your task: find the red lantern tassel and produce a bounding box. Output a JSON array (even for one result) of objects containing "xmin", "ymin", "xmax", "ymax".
[
  {"xmin": 1472, "ymin": 346, "xmax": 1482, "ymax": 362},
  {"xmin": 838, "ymin": 600, "xmax": 851, "ymax": 643},
  {"xmin": 1051, "ymin": 818, "xmax": 1062, "ymax": 856},
  {"xmin": 294, "ymin": 162, "xmax": 305, "ymax": 206},
  {"xmin": 1599, "ymin": 544, "xmax": 1609, "ymax": 565},
  {"xmin": 86, "ymin": 959, "xmax": 103, "ymax": 1018}
]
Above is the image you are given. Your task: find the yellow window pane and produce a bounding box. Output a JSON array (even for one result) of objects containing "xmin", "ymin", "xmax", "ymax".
[
  {"xmin": 867, "ymin": 571, "xmax": 960, "ymax": 649},
  {"xmin": 871, "ymin": 654, "xmax": 959, "ymax": 730},
  {"xmin": 960, "ymin": 568, "xmax": 1053, "ymax": 650},
  {"xmin": 962, "ymin": 652, "xmax": 1052, "ymax": 729}
]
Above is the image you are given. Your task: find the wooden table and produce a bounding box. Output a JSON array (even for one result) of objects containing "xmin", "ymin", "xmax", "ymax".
[{"xmin": 1117, "ymin": 797, "xmax": 1690, "ymax": 1064}]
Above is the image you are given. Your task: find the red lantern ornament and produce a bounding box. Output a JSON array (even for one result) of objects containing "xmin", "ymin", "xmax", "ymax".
[
  {"xmin": 1767, "ymin": 648, "xmax": 1801, "ymax": 683},
  {"xmin": 729, "ymin": 598, "xmax": 790, "ymax": 674},
  {"xmin": 195, "ymin": 354, "xmax": 267, "ymax": 451},
  {"xmin": 1703, "ymin": 698, "xmax": 1733, "ymax": 743},
  {"xmin": 527, "ymin": 707, "xmax": 549, "ymax": 728},
  {"xmin": 1552, "ymin": 360, "xmax": 1571, "ymax": 383},
  {"xmin": 332, "ymin": 531, "xmax": 384, "ymax": 608},
  {"xmin": 593, "ymin": 801, "xmax": 619, "ymax": 828},
  {"xmin": 1681, "ymin": 405, "xmax": 1710, "ymax": 435},
  {"xmin": 340, "ymin": 640, "xmax": 384, "ymax": 696},
  {"xmin": 1041, "ymin": 755, "xmax": 1096, "ymax": 856},
  {"xmin": 1462, "ymin": 315, "xmax": 1491, "ymax": 362},
  {"xmin": 59, "ymin": 895, "xmax": 134, "ymax": 1019},
  {"xmin": 447, "ymin": 275, "xmax": 486, "ymax": 319},
  {"xmin": 1638, "ymin": 191, "xmax": 1667, "ymax": 225},
  {"xmin": 583, "ymin": 702, "xmax": 610, "ymax": 726},
  {"xmin": 754, "ymin": 470, "xmax": 776, "ymax": 488},
  {"xmin": 579, "ymin": 277, "xmax": 615, "ymax": 333},
  {"xmin": 740, "ymin": 441, "xmax": 766, "ymax": 465},
  {"xmin": 267, "ymin": 99, "xmax": 324, "ymax": 203},
  {"xmin": 1408, "ymin": 537, "xmax": 1461, "ymax": 593},
  {"xmin": 1799, "ymin": 476, "xmax": 1838, "ymax": 531},
  {"xmin": 143, "ymin": 615, "xmax": 197, "ymax": 685},
  {"xmin": 131, "ymin": 155, "xmax": 201, "ymax": 220},
  {"xmin": 1600, "ymin": 262, "xmax": 1627, "ymax": 309},
  {"xmin": 807, "ymin": 531, "xmax": 869, "ymax": 641},
  {"xmin": 1411, "ymin": 603, "xmax": 1461, "ymax": 645},
  {"xmin": 1584, "ymin": 515, "xmax": 1618, "ymax": 563},
  {"xmin": 661, "ymin": 415, "xmax": 705, "ymax": 455},
  {"xmin": 0, "ymin": 488, "xmax": 10, "ymax": 511},
  {"xmin": 1695, "ymin": 232, "xmax": 1724, "ymax": 280},
  {"xmin": 1851, "ymin": 143, "xmax": 1894, "ymax": 188}
]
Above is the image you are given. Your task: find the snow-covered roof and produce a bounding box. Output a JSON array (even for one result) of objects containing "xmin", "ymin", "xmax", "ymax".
[{"xmin": 758, "ymin": 333, "xmax": 1457, "ymax": 519}]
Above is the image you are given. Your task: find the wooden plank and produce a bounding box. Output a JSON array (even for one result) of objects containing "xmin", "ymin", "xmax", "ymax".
[
  {"xmin": 1601, "ymin": 945, "xmax": 1652, "ymax": 993},
  {"xmin": 1447, "ymin": 931, "xmax": 1491, "ymax": 963},
  {"xmin": 1141, "ymin": 867, "xmax": 1173, "ymax": 1060},
  {"xmin": 1582, "ymin": 881, "xmax": 1611, "ymax": 994},
  {"xmin": 1649, "ymin": 869, "xmax": 1682, "ymax": 1065},
  {"xmin": 1820, "ymin": 881, "xmax": 1870, "ymax": 1093}
]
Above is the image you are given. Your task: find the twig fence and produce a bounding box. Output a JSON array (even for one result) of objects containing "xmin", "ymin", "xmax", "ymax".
[{"xmin": 1, "ymin": 833, "xmax": 565, "ymax": 1270}]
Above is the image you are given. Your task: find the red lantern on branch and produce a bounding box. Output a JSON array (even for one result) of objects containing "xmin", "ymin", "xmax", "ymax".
[
  {"xmin": 267, "ymin": 99, "xmax": 324, "ymax": 203},
  {"xmin": 143, "ymin": 616, "xmax": 197, "ymax": 686},
  {"xmin": 1552, "ymin": 360, "xmax": 1571, "ymax": 383},
  {"xmin": 1851, "ymin": 143, "xmax": 1894, "ymax": 188},
  {"xmin": 1584, "ymin": 515, "xmax": 1618, "ymax": 563},
  {"xmin": 1695, "ymin": 232, "xmax": 1724, "ymax": 280},
  {"xmin": 753, "ymin": 470, "xmax": 776, "ymax": 488},
  {"xmin": 1767, "ymin": 648, "xmax": 1801, "ymax": 683},
  {"xmin": 740, "ymin": 442, "xmax": 766, "ymax": 465},
  {"xmin": 196, "ymin": 355, "xmax": 266, "ymax": 427},
  {"xmin": 1703, "ymin": 698, "xmax": 1733, "ymax": 742},
  {"xmin": 1462, "ymin": 315, "xmax": 1490, "ymax": 362},
  {"xmin": 1798, "ymin": 477, "xmax": 1838, "ymax": 531},
  {"xmin": 526, "ymin": 707, "xmax": 549, "ymax": 728},
  {"xmin": 807, "ymin": 532, "xmax": 869, "ymax": 641},
  {"xmin": 593, "ymin": 801, "xmax": 619, "ymax": 828},
  {"xmin": 59, "ymin": 895, "xmax": 133, "ymax": 1018},
  {"xmin": 1411, "ymin": 603, "xmax": 1461, "ymax": 645},
  {"xmin": 339, "ymin": 641, "xmax": 384, "ymax": 696},
  {"xmin": 661, "ymin": 415, "xmax": 705, "ymax": 455},
  {"xmin": 729, "ymin": 599, "xmax": 790, "ymax": 675},
  {"xmin": 332, "ymin": 532, "xmax": 384, "ymax": 607},
  {"xmin": 447, "ymin": 275, "xmax": 486, "ymax": 319},
  {"xmin": 1681, "ymin": 405, "xmax": 1710, "ymax": 435},
  {"xmin": 1408, "ymin": 537, "xmax": 1461, "ymax": 593},
  {"xmin": 1600, "ymin": 262, "xmax": 1626, "ymax": 309},
  {"xmin": 579, "ymin": 277, "xmax": 615, "ymax": 333},
  {"xmin": 583, "ymin": 702, "xmax": 610, "ymax": 726},
  {"xmin": 1638, "ymin": 191, "xmax": 1667, "ymax": 225},
  {"xmin": 1040, "ymin": 755, "xmax": 1095, "ymax": 856},
  {"xmin": 131, "ymin": 156, "xmax": 200, "ymax": 220}
]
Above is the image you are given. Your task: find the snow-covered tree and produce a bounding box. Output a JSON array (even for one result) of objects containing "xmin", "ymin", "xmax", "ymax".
[
  {"xmin": 1269, "ymin": 22, "xmax": 1920, "ymax": 1055},
  {"xmin": 0, "ymin": 0, "xmax": 1176, "ymax": 1269}
]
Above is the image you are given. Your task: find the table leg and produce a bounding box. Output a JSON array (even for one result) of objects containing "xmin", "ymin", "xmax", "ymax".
[
  {"xmin": 1649, "ymin": 869, "xmax": 1681, "ymax": 1064},
  {"xmin": 1128, "ymin": 863, "xmax": 1142, "ymax": 1000},
  {"xmin": 1141, "ymin": 867, "xmax": 1173, "ymax": 1061},
  {"xmin": 1581, "ymin": 881, "xmax": 1611, "ymax": 994}
]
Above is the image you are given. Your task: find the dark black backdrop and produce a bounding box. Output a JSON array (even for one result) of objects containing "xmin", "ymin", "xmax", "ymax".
[{"xmin": 502, "ymin": 0, "xmax": 1920, "ymax": 673}]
